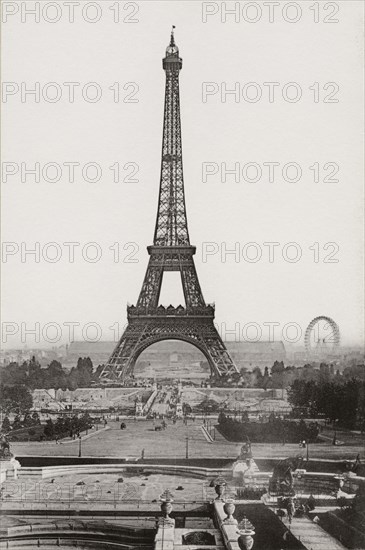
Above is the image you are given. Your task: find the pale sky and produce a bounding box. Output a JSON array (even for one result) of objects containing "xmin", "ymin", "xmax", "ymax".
[{"xmin": 1, "ymin": 1, "xmax": 364, "ymax": 348}]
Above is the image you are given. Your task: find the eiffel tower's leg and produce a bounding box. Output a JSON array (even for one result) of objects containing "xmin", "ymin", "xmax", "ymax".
[
  {"xmin": 202, "ymin": 325, "xmax": 238, "ymax": 377},
  {"xmin": 181, "ymin": 322, "xmax": 238, "ymax": 377},
  {"xmin": 136, "ymin": 260, "xmax": 164, "ymax": 309},
  {"xmin": 180, "ymin": 260, "xmax": 205, "ymax": 308},
  {"xmin": 100, "ymin": 323, "xmax": 147, "ymax": 381}
]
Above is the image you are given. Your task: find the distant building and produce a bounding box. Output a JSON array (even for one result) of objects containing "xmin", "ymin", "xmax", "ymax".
[
  {"xmin": 64, "ymin": 341, "xmax": 116, "ymax": 368},
  {"xmin": 0, "ymin": 345, "xmax": 68, "ymax": 367},
  {"xmin": 227, "ymin": 341, "xmax": 286, "ymax": 372}
]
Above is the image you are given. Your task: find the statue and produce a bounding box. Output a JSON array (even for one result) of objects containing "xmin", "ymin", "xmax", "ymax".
[
  {"xmin": 239, "ymin": 440, "xmax": 253, "ymax": 461},
  {"xmin": 232, "ymin": 440, "xmax": 254, "ymax": 482},
  {"xmin": 0, "ymin": 433, "xmax": 13, "ymax": 460},
  {"xmin": 285, "ymin": 497, "xmax": 296, "ymax": 524},
  {"xmin": 269, "ymin": 455, "xmax": 303, "ymax": 496}
]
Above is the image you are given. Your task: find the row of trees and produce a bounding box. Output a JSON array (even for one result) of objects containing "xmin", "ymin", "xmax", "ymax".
[
  {"xmin": 43, "ymin": 413, "xmax": 94, "ymax": 440},
  {"xmin": 240, "ymin": 361, "xmax": 365, "ymax": 390},
  {"xmin": 287, "ymin": 379, "xmax": 365, "ymax": 429},
  {"xmin": 217, "ymin": 411, "xmax": 320, "ymax": 443},
  {"xmin": 2, "ymin": 357, "xmax": 364, "ymax": 394},
  {"xmin": 1, "ymin": 411, "xmax": 41, "ymax": 433},
  {"xmin": 0, "ymin": 357, "xmax": 99, "ymax": 391},
  {"xmin": 3, "ymin": 413, "xmax": 94, "ymax": 442}
]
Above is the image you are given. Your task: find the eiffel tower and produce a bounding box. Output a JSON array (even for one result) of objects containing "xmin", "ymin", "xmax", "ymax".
[{"xmin": 100, "ymin": 29, "xmax": 238, "ymax": 382}]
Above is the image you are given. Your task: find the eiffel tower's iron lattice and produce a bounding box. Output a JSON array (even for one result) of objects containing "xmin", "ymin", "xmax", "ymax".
[{"xmin": 100, "ymin": 29, "xmax": 238, "ymax": 382}]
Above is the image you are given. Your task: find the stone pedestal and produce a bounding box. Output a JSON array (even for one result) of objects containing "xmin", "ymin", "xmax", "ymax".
[
  {"xmin": 135, "ymin": 400, "xmax": 143, "ymax": 416},
  {"xmin": 159, "ymin": 500, "xmax": 175, "ymax": 528},
  {"xmin": 176, "ymin": 402, "xmax": 183, "ymax": 418},
  {"xmin": 232, "ymin": 461, "xmax": 249, "ymax": 482},
  {"xmin": 0, "ymin": 458, "xmax": 20, "ymax": 482},
  {"xmin": 155, "ymin": 524, "xmax": 175, "ymax": 550}
]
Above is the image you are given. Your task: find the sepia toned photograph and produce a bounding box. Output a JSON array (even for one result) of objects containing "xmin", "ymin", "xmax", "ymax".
[{"xmin": 1, "ymin": 1, "xmax": 364, "ymax": 549}]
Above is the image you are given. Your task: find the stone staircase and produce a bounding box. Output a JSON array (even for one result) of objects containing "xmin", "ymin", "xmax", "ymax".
[
  {"xmin": 282, "ymin": 516, "xmax": 347, "ymax": 550},
  {"xmin": 150, "ymin": 390, "xmax": 171, "ymax": 417}
]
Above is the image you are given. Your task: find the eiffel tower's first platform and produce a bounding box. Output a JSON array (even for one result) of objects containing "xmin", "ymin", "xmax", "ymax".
[{"xmin": 99, "ymin": 29, "xmax": 238, "ymax": 382}]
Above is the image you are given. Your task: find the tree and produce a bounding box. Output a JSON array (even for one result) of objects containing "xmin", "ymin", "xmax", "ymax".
[
  {"xmin": 44, "ymin": 418, "xmax": 55, "ymax": 439},
  {"xmin": 1, "ymin": 416, "xmax": 11, "ymax": 433},
  {"xmin": 241, "ymin": 411, "xmax": 249, "ymax": 423},
  {"xmin": 251, "ymin": 367, "xmax": 263, "ymax": 388},
  {"xmin": 0, "ymin": 385, "xmax": 33, "ymax": 414},
  {"xmin": 262, "ymin": 367, "xmax": 271, "ymax": 390},
  {"xmin": 271, "ymin": 361, "xmax": 285, "ymax": 375},
  {"xmin": 0, "ymin": 362, "xmax": 28, "ymax": 386},
  {"xmin": 76, "ymin": 357, "xmax": 94, "ymax": 387},
  {"xmin": 22, "ymin": 412, "xmax": 33, "ymax": 427},
  {"xmin": 12, "ymin": 414, "xmax": 22, "ymax": 430},
  {"xmin": 288, "ymin": 378, "xmax": 365, "ymax": 429},
  {"xmin": 196, "ymin": 398, "xmax": 220, "ymax": 413},
  {"xmin": 48, "ymin": 360, "xmax": 63, "ymax": 375},
  {"xmin": 271, "ymin": 361, "xmax": 286, "ymax": 389},
  {"xmin": 79, "ymin": 412, "xmax": 93, "ymax": 431},
  {"xmin": 31, "ymin": 411, "xmax": 41, "ymax": 425},
  {"xmin": 68, "ymin": 357, "xmax": 94, "ymax": 389}
]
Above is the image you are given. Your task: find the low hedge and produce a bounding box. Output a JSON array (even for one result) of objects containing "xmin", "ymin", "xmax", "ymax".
[{"xmin": 217, "ymin": 417, "xmax": 319, "ymax": 443}]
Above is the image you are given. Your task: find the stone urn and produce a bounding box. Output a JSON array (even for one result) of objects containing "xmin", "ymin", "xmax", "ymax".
[
  {"xmin": 238, "ymin": 532, "xmax": 255, "ymax": 550},
  {"xmin": 237, "ymin": 517, "xmax": 255, "ymax": 550},
  {"xmin": 159, "ymin": 489, "xmax": 175, "ymax": 528},
  {"xmin": 223, "ymin": 498, "xmax": 237, "ymax": 525},
  {"xmin": 161, "ymin": 499, "xmax": 173, "ymax": 517},
  {"xmin": 215, "ymin": 483, "xmax": 226, "ymax": 500},
  {"xmin": 213, "ymin": 475, "xmax": 227, "ymax": 501}
]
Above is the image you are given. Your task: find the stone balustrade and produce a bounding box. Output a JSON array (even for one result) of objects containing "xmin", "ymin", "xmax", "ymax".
[{"xmin": 214, "ymin": 501, "xmax": 241, "ymax": 550}]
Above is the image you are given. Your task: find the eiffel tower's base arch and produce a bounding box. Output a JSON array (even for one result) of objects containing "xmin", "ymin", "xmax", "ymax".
[
  {"xmin": 99, "ymin": 310, "xmax": 238, "ymax": 382},
  {"xmin": 131, "ymin": 334, "xmax": 213, "ymax": 375}
]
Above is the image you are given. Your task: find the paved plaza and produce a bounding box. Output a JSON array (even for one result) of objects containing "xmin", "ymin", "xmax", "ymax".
[
  {"xmin": 11, "ymin": 419, "xmax": 365, "ymax": 461},
  {"xmin": 1, "ymin": 471, "xmax": 211, "ymax": 507}
]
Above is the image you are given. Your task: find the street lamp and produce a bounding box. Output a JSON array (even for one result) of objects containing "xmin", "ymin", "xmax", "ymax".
[{"xmin": 78, "ymin": 435, "xmax": 82, "ymax": 458}]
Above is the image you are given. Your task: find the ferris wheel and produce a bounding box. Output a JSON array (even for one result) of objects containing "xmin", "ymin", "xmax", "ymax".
[{"xmin": 304, "ymin": 316, "xmax": 340, "ymax": 356}]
